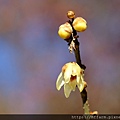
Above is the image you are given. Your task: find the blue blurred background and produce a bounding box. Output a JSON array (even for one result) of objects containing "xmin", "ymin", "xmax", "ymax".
[{"xmin": 0, "ymin": 0, "xmax": 120, "ymax": 114}]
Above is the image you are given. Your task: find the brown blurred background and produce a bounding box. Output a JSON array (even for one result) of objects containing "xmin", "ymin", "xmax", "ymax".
[{"xmin": 0, "ymin": 0, "xmax": 120, "ymax": 114}]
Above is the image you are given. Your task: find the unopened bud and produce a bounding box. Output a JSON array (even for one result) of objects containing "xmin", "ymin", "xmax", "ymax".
[
  {"xmin": 67, "ymin": 11, "xmax": 75, "ymax": 19},
  {"xmin": 72, "ymin": 17, "xmax": 87, "ymax": 32},
  {"xmin": 58, "ymin": 22, "xmax": 73, "ymax": 39}
]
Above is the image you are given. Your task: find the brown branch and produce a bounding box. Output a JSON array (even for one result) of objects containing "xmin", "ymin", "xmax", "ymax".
[
  {"xmin": 58, "ymin": 10, "xmax": 96, "ymax": 116},
  {"xmin": 74, "ymin": 39, "xmax": 90, "ymax": 115},
  {"xmin": 67, "ymin": 15, "xmax": 90, "ymax": 115}
]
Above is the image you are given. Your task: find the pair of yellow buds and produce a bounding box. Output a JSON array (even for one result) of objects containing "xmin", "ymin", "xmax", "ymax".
[{"xmin": 58, "ymin": 11, "xmax": 87, "ymax": 40}]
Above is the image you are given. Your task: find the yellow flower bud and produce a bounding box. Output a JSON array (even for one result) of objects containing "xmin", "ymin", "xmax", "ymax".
[
  {"xmin": 72, "ymin": 17, "xmax": 87, "ymax": 32},
  {"xmin": 67, "ymin": 10, "xmax": 75, "ymax": 19},
  {"xmin": 58, "ymin": 22, "xmax": 73, "ymax": 39}
]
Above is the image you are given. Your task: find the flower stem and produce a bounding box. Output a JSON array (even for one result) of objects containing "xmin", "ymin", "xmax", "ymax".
[
  {"xmin": 74, "ymin": 39, "xmax": 90, "ymax": 114},
  {"xmin": 67, "ymin": 11, "xmax": 90, "ymax": 115}
]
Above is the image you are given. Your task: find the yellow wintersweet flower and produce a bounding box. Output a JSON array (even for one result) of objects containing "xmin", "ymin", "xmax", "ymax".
[{"xmin": 56, "ymin": 62, "xmax": 85, "ymax": 98}]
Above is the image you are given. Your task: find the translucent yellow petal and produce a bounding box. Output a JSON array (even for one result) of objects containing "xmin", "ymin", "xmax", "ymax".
[
  {"xmin": 77, "ymin": 74, "xmax": 85, "ymax": 92},
  {"xmin": 77, "ymin": 72, "xmax": 84, "ymax": 84},
  {"xmin": 64, "ymin": 83, "xmax": 72, "ymax": 98},
  {"xmin": 80, "ymin": 74, "xmax": 84, "ymax": 82},
  {"xmin": 64, "ymin": 73, "xmax": 70, "ymax": 83},
  {"xmin": 64, "ymin": 70, "xmax": 71, "ymax": 83},
  {"xmin": 76, "ymin": 76, "xmax": 80, "ymax": 83},
  {"xmin": 71, "ymin": 63, "xmax": 81, "ymax": 76},
  {"xmin": 56, "ymin": 72, "xmax": 64, "ymax": 90},
  {"xmin": 77, "ymin": 83, "xmax": 84, "ymax": 92},
  {"xmin": 70, "ymin": 80, "xmax": 77, "ymax": 91}
]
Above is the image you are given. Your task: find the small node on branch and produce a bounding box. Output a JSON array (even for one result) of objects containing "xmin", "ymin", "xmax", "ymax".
[{"xmin": 67, "ymin": 10, "xmax": 75, "ymax": 19}]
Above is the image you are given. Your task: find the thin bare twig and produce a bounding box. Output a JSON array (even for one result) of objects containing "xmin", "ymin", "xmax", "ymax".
[
  {"xmin": 68, "ymin": 18, "xmax": 90, "ymax": 115},
  {"xmin": 74, "ymin": 41, "xmax": 90, "ymax": 114}
]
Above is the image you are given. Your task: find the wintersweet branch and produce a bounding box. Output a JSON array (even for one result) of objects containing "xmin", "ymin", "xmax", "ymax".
[
  {"xmin": 56, "ymin": 10, "xmax": 97, "ymax": 116},
  {"xmin": 73, "ymin": 38, "xmax": 90, "ymax": 114}
]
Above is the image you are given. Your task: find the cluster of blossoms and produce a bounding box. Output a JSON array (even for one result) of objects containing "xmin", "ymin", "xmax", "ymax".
[
  {"xmin": 56, "ymin": 62, "xmax": 86, "ymax": 98},
  {"xmin": 56, "ymin": 10, "xmax": 98, "ymax": 115},
  {"xmin": 56, "ymin": 11, "xmax": 87, "ymax": 98},
  {"xmin": 58, "ymin": 11, "xmax": 87, "ymax": 40}
]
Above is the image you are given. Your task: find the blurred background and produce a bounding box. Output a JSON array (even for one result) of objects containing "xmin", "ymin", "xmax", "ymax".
[{"xmin": 0, "ymin": 0, "xmax": 120, "ymax": 114}]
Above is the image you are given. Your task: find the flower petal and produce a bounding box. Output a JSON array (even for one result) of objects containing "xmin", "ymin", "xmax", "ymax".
[
  {"xmin": 64, "ymin": 69, "xmax": 71, "ymax": 83},
  {"xmin": 77, "ymin": 83, "xmax": 84, "ymax": 92},
  {"xmin": 64, "ymin": 83, "xmax": 72, "ymax": 98},
  {"xmin": 77, "ymin": 74, "xmax": 85, "ymax": 92},
  {"xmin": 69, "ymin": 78, "xmax": 77, "ymax": 91},
  {"xmin": 56, "ymin": 72, "xmax": 64, "ymax": 90}
]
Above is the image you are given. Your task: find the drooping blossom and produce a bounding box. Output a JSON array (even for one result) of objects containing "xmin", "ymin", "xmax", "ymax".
[{"xmin": 56, "ymin": 62, "xmax": 86, "ymax": 98}]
